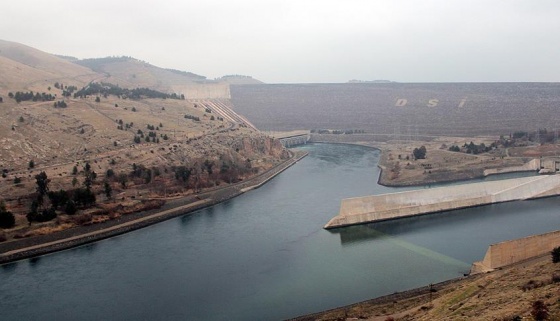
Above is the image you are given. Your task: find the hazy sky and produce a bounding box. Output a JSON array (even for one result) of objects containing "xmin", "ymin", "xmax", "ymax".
[{"xmin": 2, "ymin": 0, "xmax": 559, "ymax": 83}]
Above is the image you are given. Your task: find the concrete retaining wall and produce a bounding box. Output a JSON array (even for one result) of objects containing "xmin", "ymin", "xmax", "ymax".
[
  {"xmin": 471, "ymin": 230, "xmax": 560, "ymax": 273},
  {"xmin": 483, "ymin": 159, "xmax": 540, "ymax": 176},
  {"xmin": 325, "ymin": 175, "xmax": 560, "ymax": 229}
]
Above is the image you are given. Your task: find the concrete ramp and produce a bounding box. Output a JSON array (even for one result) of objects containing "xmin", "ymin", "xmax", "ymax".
[{"xmin": 325, "ymin": 175, "xmax": 560, "ymax": 229}]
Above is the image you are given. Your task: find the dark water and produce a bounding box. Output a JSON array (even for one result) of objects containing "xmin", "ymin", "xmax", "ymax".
[{"xmin": 1, "ymin": 144, "xmax": 559, "ymax": 320}]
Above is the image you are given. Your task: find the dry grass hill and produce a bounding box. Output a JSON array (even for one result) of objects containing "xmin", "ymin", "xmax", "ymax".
[
  {"xmin": 0, "ymin": 39, "xmax": 282, "ymax": 241},
  {"xmin": 0, "ymin": 39, "xmax": 99, "ymax": 92}
]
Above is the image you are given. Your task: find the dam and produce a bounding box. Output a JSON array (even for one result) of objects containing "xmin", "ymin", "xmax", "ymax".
[{"xmin": 325, "ymin": 174, "xmax": 560, "ymax": 229}]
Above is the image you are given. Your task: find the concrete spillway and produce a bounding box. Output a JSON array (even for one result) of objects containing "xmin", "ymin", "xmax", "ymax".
[{"xmin": 325, "ymin": 175, "xmax": 560, "ymax": 229}]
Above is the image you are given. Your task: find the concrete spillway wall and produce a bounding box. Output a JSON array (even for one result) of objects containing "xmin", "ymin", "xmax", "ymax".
[
  {"xmin": 324, "ymin": 175, "xmax": 560, "ymax": 229},
  {"xmin": 471, "ymin": 230, "xmax": 560, "ymax": 274}
]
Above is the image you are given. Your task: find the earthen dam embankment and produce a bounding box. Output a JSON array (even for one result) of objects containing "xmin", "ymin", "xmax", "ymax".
[{"xmin": 325, "ymin": 175, "xmax": 560, "ymax": 229}]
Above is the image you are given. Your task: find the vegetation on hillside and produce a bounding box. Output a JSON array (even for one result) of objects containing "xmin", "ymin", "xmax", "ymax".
[
  {"xmin": 74, "ymin": 82, "xmax": 184, "ymax": 100},
  {"xmin": 8, "ymin": 91, "xmax": 55, "ymax": 103}
]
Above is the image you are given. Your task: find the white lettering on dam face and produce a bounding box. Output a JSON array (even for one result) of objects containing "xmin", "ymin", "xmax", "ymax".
[
  {"xmin": 393, "ymin": 97, "xmax": 468, "ymax": 108},
  {"xmin": 427, "ymin": 99, "xmax": 439, "ymax": 107}
]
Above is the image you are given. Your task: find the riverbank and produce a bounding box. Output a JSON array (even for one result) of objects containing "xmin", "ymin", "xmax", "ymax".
[
  {"xmin": 290, "ymin": 253, "xmax": 559, "ymax": 320},
  {"xmin": 0, "ymin": 150, "xmax": 307, "ymax": 264}
]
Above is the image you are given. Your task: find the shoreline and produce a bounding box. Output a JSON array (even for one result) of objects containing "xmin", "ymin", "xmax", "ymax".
[
  {"xmin": 288, "ymin": 253, "xmax": 551, "ymax": 320},
  {"xmin": 309, "ymin": 140, "xmax": 538, "ymax": 188},
  {"xmin": 0, "ymin": 150, "xmax": 308, "ymax": 265}
]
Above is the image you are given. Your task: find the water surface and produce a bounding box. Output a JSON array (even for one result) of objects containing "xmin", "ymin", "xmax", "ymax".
[{"xmin": 1, "ymin": 143, "xmax": 558, "ymax": 320}]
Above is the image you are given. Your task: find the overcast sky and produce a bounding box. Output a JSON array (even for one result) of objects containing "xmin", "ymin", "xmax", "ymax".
[{"xmin": 2, "ymin": 0, "xmax": 559, "ymax": 83}]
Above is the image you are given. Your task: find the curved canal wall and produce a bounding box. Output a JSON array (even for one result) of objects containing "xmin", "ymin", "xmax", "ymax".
[{"xmin": 325, "ymin": 175, "xmax": 560, "ymax": 229}]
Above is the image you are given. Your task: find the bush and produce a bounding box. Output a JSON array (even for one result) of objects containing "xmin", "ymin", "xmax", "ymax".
[
  {"xmin": 531, "ymin": 300, "xmax": 549, "ymax": 321},
  {"xmin": 65, "ymin": 200, "xmax": 77, "ymax": 215},
  {"xmin": 38, "ymin": 207, "xmax": 57, "ymax": 222},
  {"xmin": 551, "ymin": 246, "xmax": 560, "ymax": 263},
  {"xmin": 72, "ymin": 188, "xmax": 96, "ymax": 207},
  {"xmin": 413, "ymin": 146, "xmax": 427, "ymax": 159},
  {"xmin": 106, "ymin": 169, "xmax": 115, "ymax": 178},
  {"xmin": 48, "ymin": 189, "xmax": 69, "ymax": 210},
  {"xmin": 0, "ymin": 202, "xmax": 16, "ymax": 228}
]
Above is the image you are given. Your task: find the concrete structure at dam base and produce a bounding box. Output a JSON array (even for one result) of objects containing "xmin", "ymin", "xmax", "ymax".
[
  {"xmin": 324, "ymin": 175, "xmax": 560, "ymax": 229},
  {"xmin": 471, "ymin": 230, "xmax": 560, "ymax": 274}
]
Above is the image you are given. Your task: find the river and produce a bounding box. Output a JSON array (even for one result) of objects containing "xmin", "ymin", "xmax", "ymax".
[{"xmin": 1, "ymin": 143, "xmax": 559, "ymax": 320}]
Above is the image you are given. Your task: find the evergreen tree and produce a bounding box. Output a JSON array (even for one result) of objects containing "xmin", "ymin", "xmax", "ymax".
[
  {"xmin": 0, "ymin": 201, "xmax": 15, "ymax": 229},
  {"xmin": 35, "ymin": 171, "xmax": 50, "ymax": 205},
  {"xmin": 104, "ymin": 181, "xmax": 112, "ymax": 199}
]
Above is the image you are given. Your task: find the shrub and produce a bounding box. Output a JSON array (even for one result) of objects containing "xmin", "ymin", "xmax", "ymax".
[
  {"xmin": 413, "ymin": 146, "xmax": 427, "ymax": 159},
  {"xmin": 531, "ymin": 300, "xmax": 549, "ymax": 321},
  {"xmin": 106, "ymin": 169, "xmax": 115, "ymax": 178},
  {"xmin": 521, "ymin": 279, "xmax": 547, "ymax": 292},
  {"xmin": 552, "ymin": 246, "xmax": 560, "ymax": 263},
  {"xmin": 65, "ymin": 200, "xmax": 77, "ymax": 215},
  {"xmin": 0, "ymin": 201, "xmax": 16, "ymax": 228}
]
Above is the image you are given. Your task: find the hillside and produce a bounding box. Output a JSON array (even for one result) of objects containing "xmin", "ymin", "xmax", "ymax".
[
  {"xmin": 295, "ymin": 254, "xmax": 560, "ymax": 320},
  {"xmin": 216, "ymin": 75, "xmax": 264, "ymax": 85},
  {"xmin": 0, "ymin": 39, "xmax": 288, "ymax": 243},
  {"xmin": 0, "ymin": 39, "xmax": 99, "ymax": 91},
  {"xmin": 75, "ymin": 56, "xmax": 207, "ymax": 91}
]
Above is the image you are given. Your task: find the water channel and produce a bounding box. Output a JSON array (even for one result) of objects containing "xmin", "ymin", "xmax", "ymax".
[{"xmin": 1, "ymin": 143, "xmax": 559, "ymax": 320}]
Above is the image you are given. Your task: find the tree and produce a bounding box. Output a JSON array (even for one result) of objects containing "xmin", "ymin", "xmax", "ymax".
[
  {"xmin": 48, "ymin": 190, "xmax": 69, "ymax": 210},
  {"xmin": 73, "ymin": 188, "xmax": 96, "ymax": 207},
  {"xmin": 0, "ymin": 201, "xmax": 15, "ymax": 229},
  {"xmin": 118, "ymin": 173, "xmax": 128, "ymax": 189},
  {"xmin": 27, "ymin": 200, "xmax": 39, "ymax": 225},
  {"xmin": 28, "ymin": 159, "xmax": 35, "ymax": 169},
  {"xmin": 65, "ymin": 200, "xmax": 77, "ymax": 215},
  {"xmin": 175, "ymin": 166, "xmax": 191, "ymax": 183},
  {"xmin": 35, "ymin": 171, "xmax": 50, "ymax": 205},
  {"xmin": 83, "ymin": 163, "xmax": 96, "ymax": 191},
  {"xmin": 413, "ymin": 146, "xmax": 427, "ymax": 160},
  {"xmin": 95, "ymin": 96, "xmax": 101, "ymax": 103},
  {"xmin": 204, "ymin": 160, "xmax": 214, "ymax": 175},
  {"xmin": 106, "ymin": 169, "xmax": 115, "ymax": 178},
  {"xmin": 104, "ymin": 181, "xmax": 112, "ymax": 199}
]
